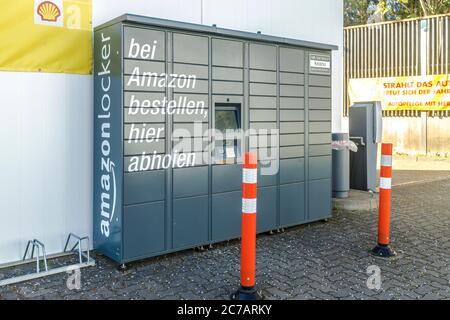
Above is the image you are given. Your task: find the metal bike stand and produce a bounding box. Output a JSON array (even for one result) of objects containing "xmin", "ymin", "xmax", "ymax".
[{"xmin": 0, "ymin": 234, "xmax": 95, "ymax": 287}]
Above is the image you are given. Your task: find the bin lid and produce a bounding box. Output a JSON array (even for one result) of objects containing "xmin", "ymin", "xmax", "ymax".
[{"xmin": 332, "ymin": 132, "xmax": 349, "ymax": 141}]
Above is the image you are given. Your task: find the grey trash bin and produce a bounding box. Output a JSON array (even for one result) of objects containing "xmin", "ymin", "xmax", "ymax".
[{"xmin": 332, "ymin": 133, "xmax": 350, "ymax": 198}]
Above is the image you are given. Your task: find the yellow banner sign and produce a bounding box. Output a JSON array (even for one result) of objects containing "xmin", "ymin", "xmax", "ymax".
[
  {"xmin": 349, "ymin": 74, "xmax": 450, "ymax": 111},
  {"xmin": 0, "ymin": 0, "xmax": 92, "ymax": 74}
]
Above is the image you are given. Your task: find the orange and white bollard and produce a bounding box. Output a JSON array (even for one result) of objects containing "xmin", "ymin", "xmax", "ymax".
[
  {"xmin": 231, "ymin": 152, "xmax": 262, "ymax": 300},
  {"xmin": 372, "ymin": 143, "xmax": 397, "ymax": 257}
]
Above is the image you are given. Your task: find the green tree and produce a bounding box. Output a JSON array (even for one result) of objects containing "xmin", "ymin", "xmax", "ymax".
[
  {"xmin": 344, "ymin": 0, "xmax": 450, "ymax": 26},
  {"xmin": 344, "ymin": 0, "xmax": 375, "ymax": 26}
]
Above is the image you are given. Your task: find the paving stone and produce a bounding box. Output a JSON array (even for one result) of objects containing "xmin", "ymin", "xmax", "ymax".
[{"xmin": 0, "ymin": 174, "xmax": 449, "ymax": 300}]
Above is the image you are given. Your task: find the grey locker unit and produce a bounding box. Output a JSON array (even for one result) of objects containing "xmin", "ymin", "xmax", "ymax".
[{"xmin": 94, "ymin": 14, "xmax": 337, "ymax": 264}]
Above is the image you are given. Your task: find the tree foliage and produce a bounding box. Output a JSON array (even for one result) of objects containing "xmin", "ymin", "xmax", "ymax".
[{"xmin": 344, "ymin": 0, "xmax": 450, "ymax": 26}]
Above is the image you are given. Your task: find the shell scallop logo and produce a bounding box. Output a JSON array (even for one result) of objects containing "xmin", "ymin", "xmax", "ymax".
[
  {"xmin": 34, "ymin": 0, "xmax": 64, "ymax": 27},
  {"xmin": 37, "ymin": 1, "xmax": 61, "ymax": 22}
]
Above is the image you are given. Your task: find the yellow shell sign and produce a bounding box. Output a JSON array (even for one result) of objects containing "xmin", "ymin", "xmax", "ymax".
[
  {"xmin": 37, "ymin": 1, "xmax": 62, "ymax": 22},
  {"xmin": 0, "ymin": 0, "xmax": 92, "ymax": 74},
  {"xmin": 348, "ymin": 74, "xmax": 450, "ymax": 111}
]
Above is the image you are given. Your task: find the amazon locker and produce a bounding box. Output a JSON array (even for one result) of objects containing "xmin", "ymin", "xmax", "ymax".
[{"xmin": 93, "ymin": 14, "xmax": 337, "ymax": 264}]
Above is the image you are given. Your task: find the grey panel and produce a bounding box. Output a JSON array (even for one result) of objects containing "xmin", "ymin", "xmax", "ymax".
[
  {"xmin": 124, "ymin": 75, "xmax": 165, "ymax": 92},
  {"xmin": 257, "ymin": 187, "xmax": 277, "ymax": 232},
  {"xmin": 280, "ymin": 110, "xmax": 304, "ymax": 122},
  {"xmin": 124, "ymin": 170, "xmax": 165, "ymax": 205},
  {"xmin": 250, "ymin": 109, "xmax": 276, "ymax": 122},
  {"xmin": 257, "ymin": 162, "xmax": 278, "ymax": 186},
  {"xmin": 173, "ymin": 166, "xmax": 208, "ymax": 198},
  {"xmin": 124, "ymin": 59, "xmax": 165, "ymax": 74},
  {"xmin": 173, "ymin": 196, "xmax": 209, "ymax": 247},
  {"xmin": 309, "ymin": 110, "xmax": 331, "ymax": 121},
  {"xmin": 249, "ymin": 134, "xmax": 277, "ymax": 148},
  {"xmin": 309, "ymin": 144, "xmax": 332, "ymax": 156},
  {"xmin": 249, "ymin": 70, "xmax": 276, "ymax": 83},
  {"xmin": 249, "ymin": 122, "xmax": 277, "ymax": 132},
  {"xmin": 309, "ymin": 121, "xmax": 331, "ymax": 133},
  {"xmin": 140, "ymin": 152, "xmax": 204, "ymax": 168},
  {"xmin": 173, "ymin": 123, "xmax": 208, "ymax": 137},
  {"xmin": 212, "ymin": 95, "xmax": 243, "ymax": 105},
  {"xmin": 280, "ymin": 146, "xmax": 304, "ymax": 158},
  {"xmin": 124, "ymin": 108, "xmax": 165, "ymax": 123},
  {"xmin": 124, "ymin": 27, "xmax": 165, "ymax": 60},
  {"xmin": 212, "ymin": 164, "xmax": 241, "ymax": 193},
  {"xmin": 309, "ymin": 156, "xmax": 332, "ymax": 180},
  {"xmin": 212, "ymin": 67, "xmax": 243, "ymax": 81},
  {"xmin": 280, "ymin": 158, "xmax": 305, "ymax": 184},
  {"xmin": 310, "ymin": 98, "xmax": 331, "ymax": 110},
  {"xmin": 212, "ymin": 81, "xmax": 243, "ymax": 95},
  {"xmin": 309, "ymin": 74, "xmax": 331, "ymax": 87},
  {"xmin": 250, "ymin": 147, "xmax": 278, "ymax": 160},
  {"xmin": 124, "ymin": 123, "xmax": 165, "ymax": 140},
  {"xmin": 173, "ymin": 79, "xmax": 209, "ymax": 94},
  {"xmin": 249, "ymin": 43, "xmax": 277, "ymax": 70},
  {"xmin": 123, "ymin": 123, "xmax": 166, "ymax": 140},
  {"xmin": 280, "ymin": 134, "xmax": 304, "ymax": 146},
  {"xmin": 212, "ymin": 191, "xmax": 241, "ymax": 241},
  {"xmin": 248, "ymin": 135, "xmax": 270, "ymax": 149},
  {"xmin": 280, "ymin": 183, "xmax": 305, "ymax": 226},
  {"xmin": 280, "ymin": 72, "xmax": 304, "ymax": 85},
  {"xmin": 173, "ymin": 33, "xmax": 208, "ymax": 64},
  {"xmin": 173, "ymin": 111, "xmax": 208, "ymax": 123},
  {"xmin": 173, "ymin": 63, "xmax": 209, "ymax": 79},
  {"xmin": 212, "ymin": 38, "xmax": 244, "ymax": 68},
  {"xmin": 280, "ymin": 97, "xmax": 305, "ymax": 109},
  {"xmin": 124, "ymin": 140, "xmax": 165, "ymax": 155},
  {"xmin": 123, "ymin": 201, "xmax": 165, "ymax": 259},
  {"xmin": 309, "ymin": 86, "xmax": 331, "ymax": 98},
  {"xmin": 280, "ymin": 47, "xmax": 305, "ymax": 73},
  {"xmin": 174, "ymin": 93, "xmax": 209, "ymax": 108},
  {"xmin": 249, "ymin": 96, "xmax": 277, "ymax": 109},
  {"xmin": 125, "ymin": 156, "xmax": 164, "ymax": 172},
  {"xmin": 280, "ymin": 85, "xmax": 305, "ymax": 97},
  {"xmin": 308, "ymin": 179, "xmax": 332, "ymax": 220},
  {"xmin": 179, "ymin": 152, "xmax": 208, "ymax": 167},
  {"xmin": 309, "ymin": 133, "xmax": 331, "ymax": 145},
  {"xmin": 250, "ymin": 83, "xmax": 276, "ymax": 96},
  {"xmin": 124, "ymin": 92, "xmax": 165, "ymax": 107},
  {"xmin": 173, "ymin": 137, "xmax": 208, "ymax": 152},
  {"xmin": 280, "ymin": 122, "xmax": 304, "ymax": 134}
]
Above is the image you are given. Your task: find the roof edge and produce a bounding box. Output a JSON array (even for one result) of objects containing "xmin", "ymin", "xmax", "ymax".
[{"xmin": 94, "ymin": 14, "xmax": 339, "ymax": 51}]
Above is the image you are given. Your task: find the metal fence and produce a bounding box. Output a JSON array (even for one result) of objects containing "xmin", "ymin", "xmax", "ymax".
[{"xmin": 344, "ymin": 14, "xmax": 450, "ymax": 117}]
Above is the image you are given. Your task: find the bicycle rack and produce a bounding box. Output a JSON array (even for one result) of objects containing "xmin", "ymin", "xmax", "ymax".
[
  {"xmin": 0, "ymin": 234, "xmax": 95, "ymax": 287},
  {"xmin": 64, "ymin": 233, "xmax": 91, "ymax": 265},
  {"xmin": 23, "ymin": 239, "xmax": 49, "ymax": 274}
]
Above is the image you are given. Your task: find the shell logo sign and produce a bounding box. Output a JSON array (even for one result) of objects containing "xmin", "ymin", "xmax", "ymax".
[
  {"xmin": 34, "ymin": 0, "xmax": 64, "ymax": 26},
  {"xmin": 1, "ymin": 0, "xmax": 92, "ymax": 74},
  {"xmin": 37, "ymin": 1, "xmax": 61, "ymax": 22}
]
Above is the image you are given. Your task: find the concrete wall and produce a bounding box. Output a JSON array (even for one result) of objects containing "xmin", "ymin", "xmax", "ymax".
[
  {"xmin": 0, "ymin": 0, "xmax": 343, "ymax": 264},
  {"xmin": 383, "ymin": 116, "xmax": 450, "ymax": 156}
]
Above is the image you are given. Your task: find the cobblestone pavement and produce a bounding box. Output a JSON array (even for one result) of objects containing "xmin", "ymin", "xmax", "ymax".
[
  {"xmin": 385, "ymin": 169, "xmax": 450, "ymax": 187},
  {"xmin": 1, "ymin": 174, "xmax": 449, "ymax": 300}
]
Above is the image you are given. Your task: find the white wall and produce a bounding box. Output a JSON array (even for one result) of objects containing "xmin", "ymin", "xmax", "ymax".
[
  {"xmin": 0, "ymin": 73, "xmax": 92, "ymax": 264},
  {"xmin": 0, "ymin": 0, "xmax": 343, "ymax": 264}
]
